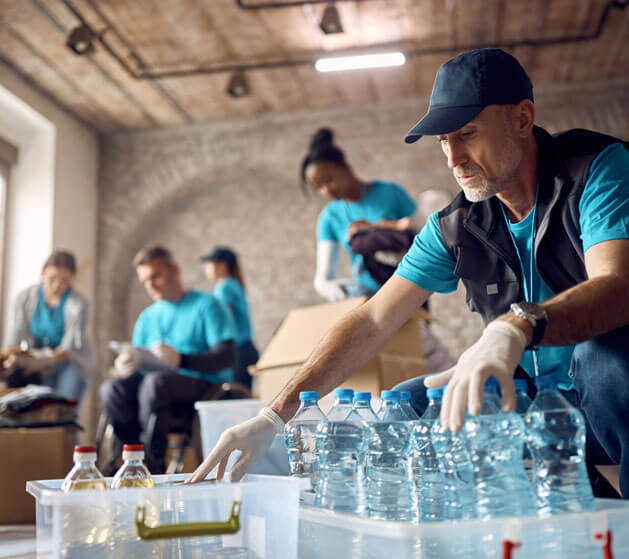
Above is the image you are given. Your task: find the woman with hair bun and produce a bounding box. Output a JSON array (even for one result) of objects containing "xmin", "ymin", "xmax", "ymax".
[{"xmin": 301, "ymin": 128, "xmax": 419, "ymax": 301}]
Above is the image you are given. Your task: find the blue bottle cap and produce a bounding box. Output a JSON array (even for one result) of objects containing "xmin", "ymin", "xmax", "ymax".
[
  {"xmin": 484, "ymin": 377, "xmax": 500, "ymax": 392},
  {"xmin": 534, "ymin": 373, "xmax": 557, "ymax": 388},
  {"xmin": 299, "ymin": 391, "xmax": 318, "ymax": 401},
  {"xmin": 426, "ymin": 387, "xmax": 443, "ymax": 400},
  {"xmin": 381, "ymin": 390, "xmax": 400, "ymax": 401},
  {"xmin": 513, "ymin": 379, "xmax": 528, "ymax": 392},
  {"xmin": 399, "ymin": 391, "xmax": 411, "ymax": 401},
  {"xmin": 353, "ymin": 392, "xmax": 371, "ymax": 402},
  {"xmin": 334, "ymin": 388, "xmax": 354, "ymax": 400}
]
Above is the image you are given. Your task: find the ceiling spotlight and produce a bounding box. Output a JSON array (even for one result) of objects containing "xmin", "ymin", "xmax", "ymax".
[
  {"xmin": 320, "ymin": 5, "xmax": 344, "ymax": 35},
  {"xmin": 66, "ymin": 24, "xmax": 95, "ymax": 55},
  {"xmin": 226, "ymin": 72, "xmax": 249, "ymax": 98}
]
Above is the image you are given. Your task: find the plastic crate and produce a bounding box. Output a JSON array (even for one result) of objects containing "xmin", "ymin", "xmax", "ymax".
[
  {"xmin": 299, "ymin": 499, "xmax": 629, "ymax": 559},
  {"xmin": 26, "ymin": 473, "xmax": 301, "ymax": 558},
  {"xmin": 195, "ymin": 399, "xmax": 289, "ymax": 475}
]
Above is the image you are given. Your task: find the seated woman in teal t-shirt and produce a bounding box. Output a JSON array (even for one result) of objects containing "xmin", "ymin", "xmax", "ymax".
[
  {"xmin": 301, "ymin": 128, "xmax": 419, "ymax": 301},
  {"xmin": 201, "ymin": 247, "xmax": 258, "ymax": 390},
  {"xmin": 2, "ymin": 250, "xmax": 94, "ymax": 403}
]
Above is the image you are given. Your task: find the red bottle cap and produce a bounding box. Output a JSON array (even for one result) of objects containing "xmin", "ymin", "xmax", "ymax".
[
  {"xmin": 74, "ymin": 445, "xmax": 97, "ymax": 453},
  {"xmin": 123, "ymin": 444, "xmax": 145, "ymax": 452}
]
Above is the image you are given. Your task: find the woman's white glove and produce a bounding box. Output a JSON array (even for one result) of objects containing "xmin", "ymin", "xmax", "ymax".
[
  {"xmin": 424, "ymin": 320, "xmax": 527, "ymax": 432},
  {"xmin": 186, "ymin": 407, "xmax": 284, "ymax": 483},
  {"xmin": 151, "ymin": 342, "xmax": 181, "ymax": 368},
  {"xmin": 113, "ymin": 344, "xmax": 141, "ymax": 379}
]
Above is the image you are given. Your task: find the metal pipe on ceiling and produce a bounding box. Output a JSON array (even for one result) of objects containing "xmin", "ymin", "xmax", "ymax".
[{"xmin": 63, "ymin": 0, "xmax": 629, "ymax": 80}]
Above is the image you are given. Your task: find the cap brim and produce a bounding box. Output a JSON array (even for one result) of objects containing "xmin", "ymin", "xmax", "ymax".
[{"xmin": 404, "ymin": 105, "xmax": 485, "ymax": 144}]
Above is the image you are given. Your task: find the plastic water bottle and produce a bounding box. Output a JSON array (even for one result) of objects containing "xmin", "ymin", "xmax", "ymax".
[
  {"xmin": 514, "ymin": 378, "xmax": 533, "ymax": 465},
  {"xmin": 411, "ymin": 387, "xmax": 444, "ymax": 521},
  {"xmin": 352, "ymin": 392, "xmax": 379, "ymax": 423},
  {"xmin": 111, "ymin": 444, "xmax": 155, "ymax": 488},
  {"xmin": 376, "ymin": 389, "xmax": 401, "ymax": 419},
  {"xmin": 365, "ymin": 390, "xmax": 417, "ymax": 521},
  {"xmin": 430, "ymin": 388, "xmax": 476, "ymax": 521},
  {"xmin": 327, "ymin": 388, "xmax": 354, "ymax": 421},
  {"xmin": 399, "ymin": 391, "xmax": 420, "ymax": 420},
  {"xmin": 524, "ymin": 373, "xmax": 594, "ymax": 516},
  {"xmin": 284, "ymin": 391, "xmax": 325, "ymax": 487},
  {"xmin": 314, "ymin": 405, "xmax": 368, "ymax": 514},
  {"xmin": 464, "ymin": 381, "xmax": 534, "ymax": 519},
  {"xmin": 61, "ymin": 446, "xmax": 107, "ymax": 492}
]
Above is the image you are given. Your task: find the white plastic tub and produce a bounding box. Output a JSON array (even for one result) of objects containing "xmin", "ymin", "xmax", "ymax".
[
  {"xmin": 195, "ymin": 399, "xmax": 289, "ymax": 475},
  {"xmin": 27, "ymin": 473, "xmax": 301, "ymax": 559},
  {"xmin": 299, "ymin": 499, "xmax": 629, "ymax": 559}
]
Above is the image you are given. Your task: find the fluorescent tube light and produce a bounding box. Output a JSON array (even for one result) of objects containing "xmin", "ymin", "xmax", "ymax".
[{"xmin": 315, "ymin": 52, "xmax": 406, "ymax": 72}]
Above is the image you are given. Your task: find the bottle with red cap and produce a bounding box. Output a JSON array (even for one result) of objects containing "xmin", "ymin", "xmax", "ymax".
[
  {"xmin": 111, "ymin": 444, "xmax": 155, "ymax": 489},
  {"xmin": 61, "ymin": 445, "xmax": 107, "ymax": 492}
]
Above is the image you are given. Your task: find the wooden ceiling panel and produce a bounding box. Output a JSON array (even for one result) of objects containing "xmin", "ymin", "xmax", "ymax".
[{"xmin": 0, "ymin": 0, "xmax": 626, "ymax": 132}]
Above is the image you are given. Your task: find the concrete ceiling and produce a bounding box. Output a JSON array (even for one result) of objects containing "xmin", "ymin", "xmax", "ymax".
[{"xmin": 0, "ymin": 0, "xmax": 627, "ymax": 133}]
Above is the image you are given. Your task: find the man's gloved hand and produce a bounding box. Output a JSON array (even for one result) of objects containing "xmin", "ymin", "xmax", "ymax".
[
  {"xmin": 151, "ymin": 342, "xmax": 181, "ymax": 368},
  {"xmin": 424, "ymin": 320, "xmax": 527, "ymax": 432},
  {"xmin": 185, "ymin": 407, "xmax": 284, "ymax": 484},
  {"xmin": 113, "ymin": 344, "xmax": 141, "ymax": 379}
]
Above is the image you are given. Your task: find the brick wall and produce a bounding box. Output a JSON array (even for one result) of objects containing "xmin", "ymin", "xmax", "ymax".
[{"xmin": 96, "ymin": 79, "xmax": 629, "ymax": 389}]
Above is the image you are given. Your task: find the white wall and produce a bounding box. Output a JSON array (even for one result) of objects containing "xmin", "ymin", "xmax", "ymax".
[{"xmin": 0, "ymin": 61, "xmax": 99, "ymax": 344}]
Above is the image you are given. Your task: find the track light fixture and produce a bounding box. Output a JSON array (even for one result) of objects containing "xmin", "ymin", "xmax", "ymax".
[
  {"xmin": 66, "ymin": 24, "xmax": 95, "ymax": 55},
  {"xmin": 320, "ymin": 5, "xmax": 344, "ymax": 34},
  {"xmin": 226, "ymin": 72, "xmax": 249, "ymax": 98}
]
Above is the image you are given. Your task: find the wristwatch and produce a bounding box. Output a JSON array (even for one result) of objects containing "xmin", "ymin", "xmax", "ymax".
[{"xmin": 510, "ymin": 302, "xmax": 548, "ymax": 349}]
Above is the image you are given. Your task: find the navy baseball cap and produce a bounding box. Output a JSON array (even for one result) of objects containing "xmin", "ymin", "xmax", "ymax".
[
  {"xmin": 200, "ymin": 247, "xmax": 237, "ymax": 266},
  {"xmin": 404, "ymin": 48, "xmax": 533, "ymax": 144}
]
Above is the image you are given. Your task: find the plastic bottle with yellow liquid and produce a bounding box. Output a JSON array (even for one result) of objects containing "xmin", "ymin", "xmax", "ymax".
[
  {"xmin": 111, "ymin": 444, "xmax": 155, "ymax": 488},
  {"xmin": 61, "ymin": 445, "xmax": 107, "ymax": 492}
]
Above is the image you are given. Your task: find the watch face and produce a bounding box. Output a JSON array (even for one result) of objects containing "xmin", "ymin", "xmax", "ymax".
[{"xmin": 519, "ymin": 302, "xmax": 546, "ymax": 319}]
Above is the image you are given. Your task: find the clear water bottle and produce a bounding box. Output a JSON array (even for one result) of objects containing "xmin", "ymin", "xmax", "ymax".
[
  {"xmin": 61, "ymin": 445, "xmax": 107, "ymax": 492},
  {"xmin": 111, "ymin": 444, "xmax": 155, "ymax": 488},
  {"xmin": 412, "ymin": 387, "xmax": 444, "ymax": 521},
  {"xmin": 314, "ymin": 406, "xmax": 368, "ymax": 514},
  {"xmin": 399, "ymin": 391, "xmax": 420, "ymax": 420},
  {"xmin": 464, "ymin": 381, "xmax": 535, "ymax": 519},
  {"xmin": 327, "ymin": 388, "xmax": 355, "ymax": 421},
  {"xmin": 366, "ymin": 390, "xmax": 416, "ymax": 521},
  {"xmin": 284, "ymin": 391, "xmax": 325, "ymax": 488},
  {"xmin": 352, "ymin": 392, "xmax": 379, "ymax": 423},
  {"xmin": 524, "ymin": 373, "xmax": 594, "ymax": 516},
  {"xmin": 430, "ymin": 388, "xmax": 476, "ymax": 521},
  {"xmin": 514, "ymin": 378, "xmax": 533, "ymax": 464}
]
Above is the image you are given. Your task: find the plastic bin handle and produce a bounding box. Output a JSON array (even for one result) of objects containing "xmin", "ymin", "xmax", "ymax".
[{"xmin": 135, "ymin": 500, "xmax": 241, "ymax": 540}]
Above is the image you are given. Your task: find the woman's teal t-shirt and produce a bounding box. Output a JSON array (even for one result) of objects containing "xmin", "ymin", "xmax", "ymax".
[
  {"xmin": 316, "ymin": 180, "xmax": 417, "ymax": 291},
  {"xmin": 29, "ymin": 286, "xmax": 70, "ymax": 349},
  {"xmin": 213, "ymin": 277, "xmax": 252, "ymax": 347}
]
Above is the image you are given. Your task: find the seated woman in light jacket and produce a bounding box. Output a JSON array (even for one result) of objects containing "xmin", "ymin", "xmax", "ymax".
[{"xmin": 2, "ymin": 250, "xmax": 94, "ymax": 403}]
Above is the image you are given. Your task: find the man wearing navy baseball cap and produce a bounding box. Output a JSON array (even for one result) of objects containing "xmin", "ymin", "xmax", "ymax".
[{"xmin": 188, "ymin": 49, "xmax": 629, "ymax": 501}]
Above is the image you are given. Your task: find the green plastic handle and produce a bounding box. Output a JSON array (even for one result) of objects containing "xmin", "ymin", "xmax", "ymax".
[{"xmin": 135, "ymin": 500, "xmax": 241, "ymax": 541}]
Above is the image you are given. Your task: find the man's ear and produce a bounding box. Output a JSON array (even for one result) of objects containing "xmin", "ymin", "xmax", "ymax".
[{"xmin": 516, "ymin": 99, "xmax": 535, "ymax": 138}]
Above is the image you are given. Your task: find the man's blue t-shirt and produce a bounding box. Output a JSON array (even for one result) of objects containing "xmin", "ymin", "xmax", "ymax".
[
  {"xmin": 317, "ymin": 180, "xmax": 417, "ymax": 291},
  {"xmin": 132, "ymin": 289, "xmax": 235, "ymax": 383},
  {"xmin": 395, "ymin": 142, "xmax": 629, "ymax": 388},
  {"xmin": 213, "ymin": 277, "xmax": 252, "ymax": 347}
]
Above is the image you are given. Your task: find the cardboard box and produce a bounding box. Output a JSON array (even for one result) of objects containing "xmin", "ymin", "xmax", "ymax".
[
  {"xmin": 0, "ymin": 427, "xmax": 76, "ymax": 523},
  {"xmin": 251, "ymin": 297, "xmax": 428, "ymax": 400}
]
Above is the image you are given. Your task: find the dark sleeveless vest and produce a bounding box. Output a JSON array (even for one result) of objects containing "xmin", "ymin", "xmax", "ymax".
[{"xmin": 437, "ymin": 126, "xmax": 628, "ymax": 325}]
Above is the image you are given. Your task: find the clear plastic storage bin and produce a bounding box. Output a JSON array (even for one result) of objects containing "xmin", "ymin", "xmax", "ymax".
[
  {"xmin": 299, "ymin": 499, "xmax": 629, "ymax": 559},
  {"xmin": 27, "ymin": 473, "xmax": 301, "ymax": 559},
  {"xmin": 195, "ymin": 399, "xmax": 289, "ymax": 475}
]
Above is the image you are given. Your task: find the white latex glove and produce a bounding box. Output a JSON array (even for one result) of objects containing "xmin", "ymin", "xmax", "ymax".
[
  {"xmin": 151, "ymin": 342, "xmax": 181, "ymax": 368},
  {"xmin": 185, "ymin": 407, "xmax": 284, "ymax": 483},
  {"xmin": 113, "ymin": 344, "xmax": 141, "ymax": 379},
  {"xmin": 313, "ymin": 277, "xmax": 348, "ymax": 302},
  {"xmin": 424, "ymin": 320, "xmax": 527, "ymax": 432}
]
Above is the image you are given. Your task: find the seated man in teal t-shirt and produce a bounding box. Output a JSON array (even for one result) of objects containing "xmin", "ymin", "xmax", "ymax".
[{"xmin": 100, "ymin": 245, "xmax": 236, "ymax": 473}]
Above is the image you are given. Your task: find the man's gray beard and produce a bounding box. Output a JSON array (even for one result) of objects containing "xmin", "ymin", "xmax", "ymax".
[{"xmin": 461, "ymin": 176, "xmax": 503, "ymax": 202}]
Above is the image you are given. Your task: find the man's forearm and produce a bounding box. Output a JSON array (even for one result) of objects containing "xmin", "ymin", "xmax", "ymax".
[
  {"xmin": 270, "ymin": 307, "xmax": 387, "ymax": 422},
  {"xmin": 540, "ymin": 274, "xmax": 629, "ymax": 346}
]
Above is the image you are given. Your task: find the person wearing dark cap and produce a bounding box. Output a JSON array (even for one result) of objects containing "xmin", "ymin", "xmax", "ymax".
[
  {"xmin": 2, "ymin": 250, "xmax": 95, "ymax": 403},
  {"xmin": 188, "ymin": 48, "xmax": 629, "ymax": 500},
  {"xmin": 201, "ymin": 247, "xmax": 258, "ymax": 390}
]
